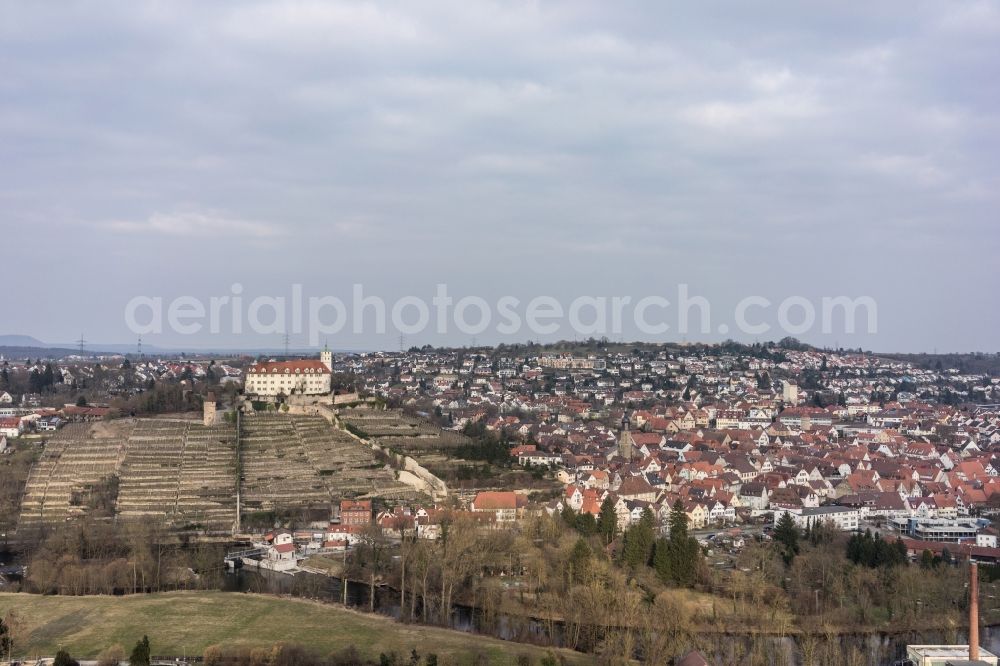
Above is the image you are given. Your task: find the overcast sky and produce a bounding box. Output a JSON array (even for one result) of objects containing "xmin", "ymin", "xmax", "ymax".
[{"xmin": 2, "ymin": 1, "xmax": 997, "ymax": 353}]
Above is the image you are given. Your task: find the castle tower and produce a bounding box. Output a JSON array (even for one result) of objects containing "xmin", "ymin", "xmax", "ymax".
[
  {"xmin": 320, "ymin": 342, "xmax": 333, "ymax": 373},
  {"xmin": 203, "ymin": 392, "xmax": 219, "ymax": 427}
]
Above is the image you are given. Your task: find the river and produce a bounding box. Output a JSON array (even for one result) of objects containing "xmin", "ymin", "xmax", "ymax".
[{"xmin": 222, "ymin": 568, "xmax": 1000, "ymax": 664}]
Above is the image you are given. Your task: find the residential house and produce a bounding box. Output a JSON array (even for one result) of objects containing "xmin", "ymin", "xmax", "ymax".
[{"xmin": 471, "ymin": 491, "xmax": 526, "ymax": 523}]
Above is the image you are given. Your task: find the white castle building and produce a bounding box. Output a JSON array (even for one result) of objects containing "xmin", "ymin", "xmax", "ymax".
[{"xmin": 244, "ymin": 350, "xmax": 333, "ymax": 398}]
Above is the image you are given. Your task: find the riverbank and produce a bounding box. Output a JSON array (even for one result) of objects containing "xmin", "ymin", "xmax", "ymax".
[{"xmin": 0, "ymin": 591, "xmax": 593, "ymax": 664}]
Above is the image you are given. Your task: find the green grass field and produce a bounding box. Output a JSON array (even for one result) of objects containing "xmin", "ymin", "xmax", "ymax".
[{"xmin": 0, "ymin": 591, "xmax": 590, "ymax": 664}]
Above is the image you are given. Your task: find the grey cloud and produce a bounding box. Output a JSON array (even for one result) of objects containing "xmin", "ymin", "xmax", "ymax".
[{"xmin": 0, "ymin": 1, "xmax": 997, "ymax": 351}]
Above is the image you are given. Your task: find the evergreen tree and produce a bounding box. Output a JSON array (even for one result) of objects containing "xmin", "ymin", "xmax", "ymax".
[
  {"xmin": 621, "ymin": 508, "xmax": 655, "ymax": 569},
  {"xmin": 859, "ymin": 528, "xmax": 876, "ymax": 565},
  {"xmin": 652, "ymin": 501, "xmax": 702, "ymax": 587},
  {"xmin": 575, "ymin": 512, "xmax": 597, "ymax": 536},
  {"xmin": 568, "ymin": 538, "xmax": 593, "ymax": 584},
  {"xmin": 774, "ymin": 512, "xmax": 800, "ymax": 564},
  {"xmin": 560, "ymin": 505, "xmax": 577, "ymax": 530},
  {"xmin": 847, "ymin": 532, "xmax": 860, "ymax": 564},
  {"xmin": 639, "ymin": 506, "xmax": 655, "ymax": 531},
  {"xmin": 894, "ymin": 538, "xmax": 908, "ymax": 565},
  {"xmin": 0, "ymin": 616, "xmax": 10, "ymax": 659},
  {"xmin": 129, "ymin": 636, "xmax": 151, "ymax": 666},
  {"xmin": 53, "ymin": 650, "xmax": 78, "ymax": 666},
  {"xmin": 28, "ymin": 369, "xmax": 42, "ymax": 394},
  {"xmin": 871, "ymin": 533, "xmax": 887, "ymax": 567},
  {"xmin": 668, "ymin": 499, "xmax": 689, "ymax": 541},
  {"xmin": 846, "ymin": 530, "xmax": 909, "ymax": 568},
  {"xmin": 652, "ymin": 537, "xmax": 671, "ymax": 580},
  {"xmin": 597, "ymin": 496, "xmax": 617, "ymax": 545}
]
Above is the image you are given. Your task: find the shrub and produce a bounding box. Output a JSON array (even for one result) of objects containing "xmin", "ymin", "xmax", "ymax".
[
  {"xmin": 97, "ymin": 644, "xmax": 126, "ymax": 666},
  {"xmin": 53, "ymin": 650, "xmax": 80, "ymax": 666},
  {"xmin": 331, "ymin": 645, "xmax": 364, "ymax": 666}
]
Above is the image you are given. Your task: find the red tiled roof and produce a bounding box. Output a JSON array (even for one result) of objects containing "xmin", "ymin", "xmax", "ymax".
[
  {"xmin": 248, "ymin": 360, "xmax": 330, "ymax": 374},
  {"xmin": 472, "ymin": 491, "xmax": 521, "ymax": 511}
]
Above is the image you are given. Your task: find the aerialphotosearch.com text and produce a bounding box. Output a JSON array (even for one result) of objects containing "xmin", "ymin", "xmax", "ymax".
[{"xmin": 124, "ymin": 283, "xmax": 878, "ymax": 346}]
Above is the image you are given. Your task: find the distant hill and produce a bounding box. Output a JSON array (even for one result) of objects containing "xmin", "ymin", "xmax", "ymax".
[
  {"xmin": 0, "ymin": 345, "xmax": 112, "ymax": 359},
  {"xmin": 0, "ymin": 334, "xmax": 48, "ymax": 347},
  {"xmin": 0, "ymin": 334, "xmax": 124, "ymax": 358}
]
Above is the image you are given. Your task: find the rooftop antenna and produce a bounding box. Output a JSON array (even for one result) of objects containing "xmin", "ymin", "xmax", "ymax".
[{"xmin": 77, "ymin": 334, "xmax": 86, "ymax": 355}]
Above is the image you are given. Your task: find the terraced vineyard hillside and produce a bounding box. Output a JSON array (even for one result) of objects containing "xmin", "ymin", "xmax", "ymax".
[
  {"xmin": 116, "ymin": 419, "xmax": 237, "ymax": 531},
  {"xmin": 15, "ymin": 414, "xmax": 423, "ymax": 536},
  {"xmin": 339, "ymin": 409, "xmax": 470, "ymax": 472},
  {"xmin": 240, "ymin": 413, "xmax": 423, "ymax": 516},
  {"xmin": 18, "ymin": 419, "xmax": 236, "ymax": 534},
  {"xmin": 340, "ymin": 409, "xmax": 466, "ymax": 444},
  {"xmin": 338, "ymin": 409, "xmax": 557, "ymax": 495},
  {"xmin": 18, "ymin": 422, "xmax": 131, "ymax": 530}
]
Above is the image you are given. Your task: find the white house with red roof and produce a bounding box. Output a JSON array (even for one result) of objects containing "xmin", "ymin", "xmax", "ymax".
[
  {"xmin": 0, "ymin": 417, "xmax": 22, "ymax": 439},
  {"xmin": 470, "ymin": 491, "xmax": 526, "ymax": 522},
  {"xmin": 564, "ymin": 485, "xmax": 584, "ymax": 510}
]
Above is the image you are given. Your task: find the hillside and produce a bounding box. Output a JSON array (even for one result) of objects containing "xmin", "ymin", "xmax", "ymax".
[
  {"xmin": 878, "ymin": 351, "xmax": 1000, "ymax": 377},
  {"xmin": 0, "ymin": 591, "xmax": 590, "ymax": 664},
  {"xmin": 0, "ymin": 335, "xmax": 48, "ymax": 348}
]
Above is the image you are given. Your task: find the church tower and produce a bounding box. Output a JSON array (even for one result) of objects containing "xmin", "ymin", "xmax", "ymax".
[
  {"xmin": 618, "ymin": 412, "xmax": 634, "ymax": 462},
  {"xmin": 320, "ymin": 342, "xmax": 333, "ymax": 373}
]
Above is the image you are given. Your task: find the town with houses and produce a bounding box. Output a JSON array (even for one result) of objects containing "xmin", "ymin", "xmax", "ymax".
[
  {"xmin": 4, "ymin": 342, "xmax": 1000, "ymax": 665},
  {"xmin": 4, "ymin": 341, "xmax": 1000, "ymax": 572},
  {"xmin": 347, "ymin": 343, "xmax": 1000, "ymax": 562}
]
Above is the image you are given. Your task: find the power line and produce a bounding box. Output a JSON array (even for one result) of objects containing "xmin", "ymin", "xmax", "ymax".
[{"xmin": 77, "ymin": 334, "xmax": 86, "ymax": 355}]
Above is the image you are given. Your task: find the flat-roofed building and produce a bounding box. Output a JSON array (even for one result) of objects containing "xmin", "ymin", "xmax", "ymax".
[
  {"xmin": 891, "ymin": 517, "xmax": 985, "ymax": 544},
  {"xmin": 774, "ymin": 505, "xmax": 860, "ymax": 531},
  {"xmin": 906, "ymin": 645, "xmax": 997, "ymax": 666}
]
